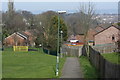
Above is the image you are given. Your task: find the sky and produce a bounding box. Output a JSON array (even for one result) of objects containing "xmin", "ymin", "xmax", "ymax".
[
  {"xmin": 1, "ymin": 0, "xmax": 120, "ymax": 2},
  {"xmin": 1, "ymin": 2, "xmax": 119, "ymax": 14}
]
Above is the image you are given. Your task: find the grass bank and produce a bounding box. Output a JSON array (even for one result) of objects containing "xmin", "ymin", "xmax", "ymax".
[
  {"xmin": 79, "ymin": 56, "xmax": 98, "ymax": 79},
  {"xmin": 2, "ymin": 48, "xmax": 65, "ymax": 78},
  {"xmin": 102, "ymin": 52, "xmax": 120, "ymax": 64}
]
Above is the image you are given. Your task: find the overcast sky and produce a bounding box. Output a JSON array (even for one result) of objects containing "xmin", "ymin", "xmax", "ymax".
[{"xmin": 1, "ymin": 2, "xmax": 118, "ymax": 14}]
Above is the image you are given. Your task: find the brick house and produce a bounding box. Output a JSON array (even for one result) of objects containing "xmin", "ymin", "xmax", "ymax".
[
  {"xmin": 94, "ymin": 26, "xmax": 104, "ymax": 33},
  {"xmin": 87, "ymin": 29, "xmax": 97, "ymax": 41},
  {"xmin": 74, "ymin": 29, "xmax": 96, "ymax": 43},
  {"xmin": 24, "ymin": 30, "xmax": 36, "ymax": 47},
  {"xmin": 69, "ymin": 29, "xmax": 97, "ymax": 42},
  {"xmin": 4, "ymin": 31, "xmax": 35, "ymax": 46},
  {"xmin": 67, "ymin": 35, "xmax": 76, "ymax": 41},
  {"xmin": 94, "ymin": 26, "xmax": 120, "ymax": 45},
  {"xmin": 68, "ymin": 32, "xmax": 96, "ymax": 45},
  {"xmin": 75, "ymin": 34, "xmax": 84, "ymax": 42}
]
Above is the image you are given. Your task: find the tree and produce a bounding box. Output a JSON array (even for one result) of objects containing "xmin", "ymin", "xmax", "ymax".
[
  {"xmin": 2, "ymin": 12, "xmax": 27, "ymax": 34},
  {"xmin": 34, "ymin": 11, "xmax": 57, "ymax": 51},
  {"xmin": 42, "ymin": 15, "xmax": 67, "ymax": 52},
  {"xmin": 78, "ymin": 2, "xmax": 95, "ymax": 44},
  {"xmin": 35, "ymin": 11, "xmax": 67, "ymax": 53},
  {"xmin": 78, "ymin": 2, "xmax": 95, "ymax": 56}
]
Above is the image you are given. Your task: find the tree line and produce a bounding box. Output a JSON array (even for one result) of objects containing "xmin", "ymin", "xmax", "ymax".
[{"xmin": 2, "ymin": 10, "xmax": 68, "ymax": 52}]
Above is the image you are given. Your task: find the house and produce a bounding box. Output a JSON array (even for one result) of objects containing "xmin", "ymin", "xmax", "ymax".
[
  {"xmin": 67, "ymin": 34, "xmax": 85, "ymax": 43},
  {"xmin": 67, "ymin": 34, "xmax": 84, "ymax": 46},
  {"xmin": 4, "ymin": 31, "xmax": 36, "ymax": 46},
  {"xmin": 69, "ymin": 40, "xmax": 79, "ymax": 45},
  {"xmin": 87, "ymin": 29, "xmax": 97, "ymax": 40},
  {"xmin": 67, "ymin": 33, "xmax": 95, "ymax": 46},
  {"xmin": 94, "ymin": 26, "xmax": 104, "ymax": 32},
  {"xmin": 86, "ymin": 29, "xmax": 97, "ymax": 45},
  {"xmin": 74, "ymin": 29, "xmax": 97, "ymax": 45},
  {"xmin": 67, "ymin": 35, "xmax": 76, "ymax": 41},
  {"xmin": 75, "ymin": 34, "xmax": 84, "ymax": 42},
  {"xmin": 4, "ymin": 32, "xmax": 29, "ymax": 46},
  {"xmin": 24, "ymin": 30, "xmax": 36, "ymax": 47},
  {"xmin": 94, "ymin": 26, "xmax": 120, "ymax": 45}
]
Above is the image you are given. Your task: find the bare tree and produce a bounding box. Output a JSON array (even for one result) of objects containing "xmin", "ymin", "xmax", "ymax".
[
  {"xmin": 78, "ymin": 2, "xmax": 95, "ymax": 44},
  {"xmin": 78, "ymin": 2, "xmax": 95, "ymax": 56}
]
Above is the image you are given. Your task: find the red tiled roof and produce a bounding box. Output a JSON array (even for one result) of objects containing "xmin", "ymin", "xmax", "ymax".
[
  {"xmin": 75, "ymin": 35, "xmax": 84, "ymax": 42},
  {"xmin": 94, "ymin": 25, "xmax": 120, "ymax": 36},
  {"xmin": 95, "ymin": 26, "xmax": 104, "ymax": 32}
]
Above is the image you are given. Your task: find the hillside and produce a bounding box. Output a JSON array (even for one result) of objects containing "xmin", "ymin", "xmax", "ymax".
[{"xmin": 2, "ymin": 48, "xmax": 65, "ymax": 78}]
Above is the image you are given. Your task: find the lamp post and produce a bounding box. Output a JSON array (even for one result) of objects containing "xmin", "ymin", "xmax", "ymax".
[
  {"xmin": 60, "ymin": 30, "xmax": 63, "ymax": 58},
  {"xmin": 56, "ymin": 10, "xmax": 66, "ymax": 76}
]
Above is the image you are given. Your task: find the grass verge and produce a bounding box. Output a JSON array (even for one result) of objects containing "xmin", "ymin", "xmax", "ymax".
[
  {"xmin": 0, "ymin": 51, "xmax": 2, "ymax": 79},
  {"xmin": 79, "ymin": 56, "xmax": 98, "ymax": 79},
  {"xmin": 2, "ymin": 48, "xmax": 65, "ymax": 78},
  {"xmin": 102, "ymin": 52, "xmax": 120, "ymax": 64}
]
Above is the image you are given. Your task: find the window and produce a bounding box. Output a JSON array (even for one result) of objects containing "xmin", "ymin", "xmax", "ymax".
[{"xmin": 112, "ymin": 35, "xmax": 115, "ymax": 40}]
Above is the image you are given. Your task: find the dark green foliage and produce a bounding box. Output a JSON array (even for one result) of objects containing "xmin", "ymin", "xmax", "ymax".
[
  {"xmin": 117, "ymin": 22, "xmax": 120, "ymax": 26},
  {"xmin": 34, "ymin": 37, "xmax": 41, "ymax": 48},
  {"xmin": 35, "ymin": 11, "xmax": 68, "ymax": 52},
  {"xmin": 43, "ymin": 15, "xmax": 67, "ymax": 51},
  {"xmin": 51, "ymin": 15, "xmax": 68, "ymax": 41}
]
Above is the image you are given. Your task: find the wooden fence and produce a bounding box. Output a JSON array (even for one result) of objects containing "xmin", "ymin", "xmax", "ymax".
[
  {"xmin": 84, "ymin": 46, "xmax": 120, "ymax": 78},
  {"xmin": 92, "ymin": 43, "xmax": 118, "ymax": 53},
  {"xmin": 62, "ymin": 44, "xmax": 120, "ymax": 78},
  {"xmin": 61, "ymin": 45, "xmax": 82, "ymax": 57}
]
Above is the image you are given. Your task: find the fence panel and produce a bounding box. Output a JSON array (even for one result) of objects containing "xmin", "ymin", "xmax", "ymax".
[
  {"xmin": 92, "ymin": 43, "xmax": 118, "ymax": 53},
  {"xmin": 105, "ymin": 59, "xmax": 120, "ymax": 78},
  {"xmin": 89, "ymin": 46, "xmax": 100, "ymax": 70},
  {"xmin": 99, "ymin": 55, "xmax": 105, "ymax": 78},
  {"xmin": 62, "ymin": 45, "xmax": 82, "ymax": 57},
  {"xmin": 87, "ymin": 46, "xmax": 120, "ymax": 78}
]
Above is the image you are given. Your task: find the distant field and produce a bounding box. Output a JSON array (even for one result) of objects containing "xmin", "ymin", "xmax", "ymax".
[
  {"xmin": 102, "ymin": 53, "xmax": 120, "ymax": 64},
  {"xmin": 2, "ymin": 48, "xmax": 65, "ymax": 78}
]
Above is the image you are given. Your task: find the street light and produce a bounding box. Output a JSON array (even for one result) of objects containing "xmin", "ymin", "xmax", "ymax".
[
  {"xmin": 56, "ymin": 10, "xmax": 66, "ymax": 76},
  {"xmin": 60, "ymin": 30, "xmax": 63, "ymax": 58}
]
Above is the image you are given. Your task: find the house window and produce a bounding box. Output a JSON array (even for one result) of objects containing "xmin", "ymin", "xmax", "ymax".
[{"xmin": 112, "ymin": 35, "xmax": 115, "ymax": 41}]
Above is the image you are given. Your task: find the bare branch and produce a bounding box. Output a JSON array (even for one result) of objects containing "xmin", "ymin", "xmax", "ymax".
[{"xmin": 78, "ymin": 2, "xmax": 96, "ymax": 44}]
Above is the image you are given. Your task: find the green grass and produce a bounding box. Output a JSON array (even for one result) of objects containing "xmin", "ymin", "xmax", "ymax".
[
  {"xmin": 79, "ymin": 56, "xmax": 98, "ymax": 79},
  {"xmin": 102, "ymin": 53, "xmax": 120, "ymax": 64},
  {"xmin": 2, "ymin": 48, "xmax": 65, "ymax": 78},
  {"xmin": 0, "ymin": 51, "xmax": 2, "ymax": 79},
  {"xmin": 3, "ymin": 47, "xmax": 13, "ymax": 51}
]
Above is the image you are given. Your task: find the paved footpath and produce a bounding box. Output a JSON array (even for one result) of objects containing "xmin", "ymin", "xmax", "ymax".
[{"xmin": 61, "ymin": 57, "xmax": 83, "ymax": 78}]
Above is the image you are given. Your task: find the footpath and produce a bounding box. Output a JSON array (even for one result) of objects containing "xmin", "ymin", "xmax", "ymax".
[{"xmin": 61, "ymin": 57, "xmax": 83, "ymax": 78}]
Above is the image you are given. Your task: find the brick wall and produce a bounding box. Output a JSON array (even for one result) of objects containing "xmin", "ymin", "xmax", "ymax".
[
  {"xmin": 4, "ymin": 34, "xmax": 27, "ymax": 46},
  {"xmin": 95, "ymin": 26, "xmax": 119, "ymax": 45}
]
